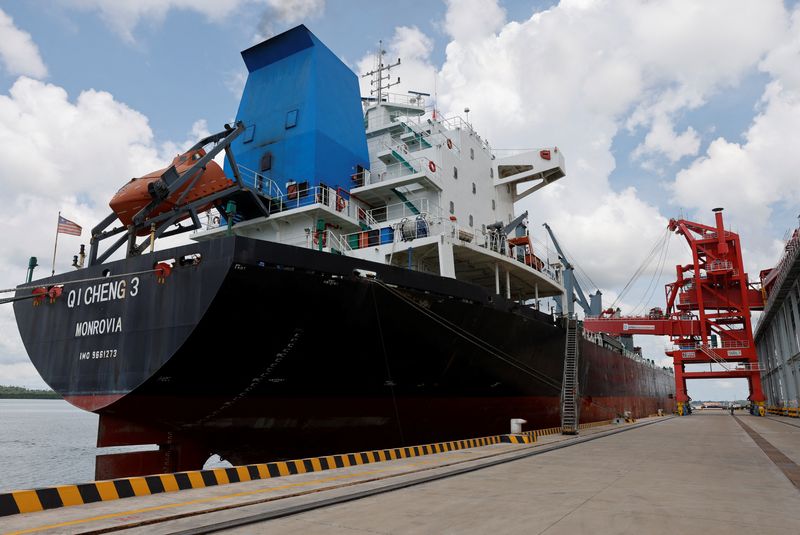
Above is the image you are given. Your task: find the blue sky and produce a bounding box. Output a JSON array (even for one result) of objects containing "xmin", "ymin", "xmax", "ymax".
[{"xmin": 1, "ymin": 0, "xmax": 799, "ymax": 404}]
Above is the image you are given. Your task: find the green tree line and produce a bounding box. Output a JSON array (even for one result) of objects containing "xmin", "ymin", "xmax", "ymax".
[{"xmin": 0, "ymin": 385, "xmax": 60, "ymax": 399}]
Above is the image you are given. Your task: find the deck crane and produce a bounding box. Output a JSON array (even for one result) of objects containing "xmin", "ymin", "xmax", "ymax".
[
  {"xmin": 543, "ymin": 223, "xmax": 603, "ymax": 318},
  {"xmin": 583, "ymin": 208, "xmax": 766, "ymax": 416}
]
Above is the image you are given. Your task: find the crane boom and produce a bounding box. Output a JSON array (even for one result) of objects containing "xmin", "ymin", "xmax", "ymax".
[
  {"xmin": 543, "ymin": 222, "xmax": 595, "ymax": 316},
  {"xmin": 583, "ymin": 208, "xmax": 766, "ymax": 416}
]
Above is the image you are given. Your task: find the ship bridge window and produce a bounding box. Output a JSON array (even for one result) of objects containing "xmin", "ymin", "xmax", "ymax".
[
  {"xmin": 453, "ymin": 167, "xmax": 458, "ymax": 179},
  {"xmin": 243, "ymin": 124, "xmax": 255, "ymax": 143},
  {"xmin": 285, "ymin": 109, "xmax": 298, "ymax": 129},
  {"xmin": 260, "ymin": 152, "xmax": 272, "ymax": 172}
]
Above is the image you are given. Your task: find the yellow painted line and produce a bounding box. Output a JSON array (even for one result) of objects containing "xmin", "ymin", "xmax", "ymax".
[
  {"xmin": 5, "ymin": 467, "xmax": 394, "ymax": 535},
  {"xmin": 9, "ymin": 456, "xmax": 453, "ymax": 535},
  {"xmin": 4, "ymin": 429, "xmax": 547, "ymax": 519}
]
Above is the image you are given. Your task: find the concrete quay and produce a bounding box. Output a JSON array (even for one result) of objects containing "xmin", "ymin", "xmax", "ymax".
[{"xmin": 3, "ymin": 412, "xmax": 800, "ymax": 534}]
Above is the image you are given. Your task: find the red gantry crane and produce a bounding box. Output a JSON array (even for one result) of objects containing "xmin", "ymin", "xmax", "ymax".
[{"xmin": 583, "ymin": 208, "xmax": 766, "ymax": 416}]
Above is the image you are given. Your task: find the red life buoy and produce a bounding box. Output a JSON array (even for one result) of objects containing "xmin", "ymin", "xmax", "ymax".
[
  {"xmin": 336, "ymin": 195, "xmax": 346, "ymax": 212},
  {"xmin": 428, "ymin": 161, "xmax": 436, "ymax": 173},
  {"xmin": 446, "ymin": 139, "xmax": 453, "ymax": 149},
  {"xmin": 313, "ymin": 231, "xmax": 327, "ymax": 248},
  {"xmin": 155, "ymin": 262, "xmax": 173, "ymax": 283}
]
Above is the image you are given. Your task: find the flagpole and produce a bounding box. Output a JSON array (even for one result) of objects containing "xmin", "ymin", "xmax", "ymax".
[{"xmin": 51, "ymin": 211, "xmax": 60, "ymax": 276}]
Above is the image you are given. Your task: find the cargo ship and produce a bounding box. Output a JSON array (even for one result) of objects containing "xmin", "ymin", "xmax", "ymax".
[{"xmin": 13, "ymin": 26, "xmax": 674, "ymax": 480}]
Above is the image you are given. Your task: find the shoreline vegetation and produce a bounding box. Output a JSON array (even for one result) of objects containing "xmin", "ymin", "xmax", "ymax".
[{"xmin": 0, "ymin": 385, "xmax": 60, "ymax": 399}]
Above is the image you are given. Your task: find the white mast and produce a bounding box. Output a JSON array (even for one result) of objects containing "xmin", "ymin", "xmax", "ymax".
[{"xmin": 361, "ymin": 40, "xmax": 400, "ymax": 103}]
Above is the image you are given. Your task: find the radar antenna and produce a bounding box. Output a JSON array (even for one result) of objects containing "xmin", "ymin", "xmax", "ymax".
[{"xmin": 362, "ymin": 40, "xmax": 400, "ymax": 103}]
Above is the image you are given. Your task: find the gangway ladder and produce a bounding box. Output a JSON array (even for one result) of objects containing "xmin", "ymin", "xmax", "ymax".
[{"xmin": 561, "ymin": 318, "xmax": 580, "ymax": 435}]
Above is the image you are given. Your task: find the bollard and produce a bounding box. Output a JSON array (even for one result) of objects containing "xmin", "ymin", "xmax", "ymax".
[{"xmin": 510, "ymin": 418, "xmax": 527, "ymax": 434}]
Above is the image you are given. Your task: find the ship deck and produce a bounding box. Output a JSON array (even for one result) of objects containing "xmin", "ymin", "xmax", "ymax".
[{"xmin": 4, "ymin": 412, "xmax": 800, "ymax": 534}]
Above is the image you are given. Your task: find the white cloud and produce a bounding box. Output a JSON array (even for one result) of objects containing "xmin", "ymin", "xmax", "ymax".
[
  {"xmin": 0, "ymin": 76, "xmax": 211, "ymax": 385},
  {"xmin": 671, "ymin": 78, "xmax": 800, "ymax": 274},
  {"xmin": 61, "ymin": 0, "xmax": 325, "ymax": 43},
  {"xmin": 430, "ymin": 0, "xmax": 788, "ymax": 297},
  {"xmin": 443, "ymin": 0, "xmax": 506, "ymax": 43},
  {"xmin": 632, "ymin": 116, "xmax": 700, "ymax": 164},
  {"xmin": 0, "ymin": 8, "xmax": 47, "ymax": 78},
  {"xmin": 357, "ymin": 26, "xmax": 437, "ymax": 100},
  {"xmin": 0, "ymin": 363, "xmax": 49, "ymax": 389},
  {"xmin": 254, "ymin": 0, "xmax": 326, "ymax": 41}
]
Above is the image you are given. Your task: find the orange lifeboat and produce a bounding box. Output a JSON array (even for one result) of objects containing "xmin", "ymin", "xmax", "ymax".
[{"xmin": 109, "ymin": 148, "xmax": 233, "ymax": 232}]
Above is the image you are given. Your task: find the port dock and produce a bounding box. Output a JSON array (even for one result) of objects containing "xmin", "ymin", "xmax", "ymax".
[{"xmin": 3, "ymin": 413, "xmax": 800, "ymax": 534}]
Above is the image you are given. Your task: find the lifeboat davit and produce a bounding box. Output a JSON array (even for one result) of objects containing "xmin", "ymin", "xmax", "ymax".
[{"xmin": 109, "ymin": 148, "xmax": 233, "ymax": 232}]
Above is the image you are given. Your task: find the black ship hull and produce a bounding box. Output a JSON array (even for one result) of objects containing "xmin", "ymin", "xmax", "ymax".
[{"xmin": 15, "ymin": 237, "xmax": 674, "ymax": 478}]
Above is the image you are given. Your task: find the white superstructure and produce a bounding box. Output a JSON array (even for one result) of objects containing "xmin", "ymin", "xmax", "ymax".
[{"xmin": 193, "ymin": 60, "xmax": 567, "ymax": 305}]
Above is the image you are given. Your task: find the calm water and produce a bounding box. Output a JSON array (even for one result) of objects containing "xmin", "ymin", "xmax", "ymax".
[
  {"xmin": 0, "ymin": 399, "xmax": 229, "ymax": 492},
  {"xmin": 0, "ymin": 399, "xmax": 102, "ymax": 492}
]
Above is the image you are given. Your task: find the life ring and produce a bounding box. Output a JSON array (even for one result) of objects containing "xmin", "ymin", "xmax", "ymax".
[
  {"xmin": 446, "ymin": 139, "xmax": 453, "ymax": 149},
  {"xmin": 428, "ymin": 161, "xmax": 436, "ymax": 173},
  {"xmin": 336, "ymin": 195, "xmax": 346, "ymax": 212},
  {"xmin": 313, "ymin": 231, "xmax": 327, "ymax": 248}
]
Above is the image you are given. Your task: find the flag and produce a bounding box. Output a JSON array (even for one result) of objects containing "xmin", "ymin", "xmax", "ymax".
[{"xmin": 57, "ymin": 215, "xmax": 82, "ymax": 236}]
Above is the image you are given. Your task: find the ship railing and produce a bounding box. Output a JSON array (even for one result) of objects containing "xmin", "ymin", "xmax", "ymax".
[
  {"xmin": 248, "ymin": 229, "xmax": 351, "ymax": 255},
  {"xmin": 365, "ymin": 198, "xmax": 435, "ymax": 224},
  {"xmin": 707, "ymin": 259, "xmax": 733, "ymax": 272},
  {"xmin": 362, "ymin": 156, "xmax": 439, "ymax": 186},
  {"xmin": 760, "ymin": 226, "xmax": 800, "ymax": 314},
  {"xmin": 668, "ymin": 341, "xmax": 750, "ymax": 351},
  {"xmin": 379, "ymin": 92, "xmax": 428, "ymax": 107},
  {"xmin": 492, "ymin": 148, "xmax": 540, "ymax": 158},
  {"xmin": 341, "ymin": 212, "xmax": 439, "ymax": 250},
  {"xmin": 581, "ymin": 329, "xmax": 658, "ymax": 367},
  {"xmin": 236, "ymin": 165, "xmax": 284, "ymax": 198},
  {"xmin": 364, "ymin": 110, "xmax": 408, "ymax": 131},
  {"xmin": 195, "ymin": 184, "xmax": 370, "ymax": 232}
]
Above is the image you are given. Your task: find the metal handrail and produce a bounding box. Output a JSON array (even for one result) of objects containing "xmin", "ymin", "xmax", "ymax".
[
  {"xmin": 366, "ymin": 199, "xmax": 434, "ymax": 223},
  {"xmin": 236, "ymin": 165, "xmax": 284, "ymax": 198},
  {"xmin": 362, "ymin": 155, "xmax": 439, "ymax": 186}
]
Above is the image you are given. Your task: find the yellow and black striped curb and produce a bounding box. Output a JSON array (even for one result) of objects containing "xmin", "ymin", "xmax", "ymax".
[
  {"xmin": 767, "ymin": 406, "xmax": 800, "ymax": 418},
  {"xmin": 521, "ymin": 418, "xmax": 637, "ymax": 440},
  {"xmin": 0, "ymin": 432, "xmax": 536, "ymax": 517}
]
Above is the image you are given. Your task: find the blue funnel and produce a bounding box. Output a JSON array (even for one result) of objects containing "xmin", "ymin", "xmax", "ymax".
[{"xmin": 226, "ymin": 25, "xmax": 368, "ymax": 194}]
